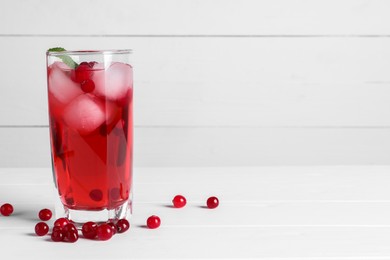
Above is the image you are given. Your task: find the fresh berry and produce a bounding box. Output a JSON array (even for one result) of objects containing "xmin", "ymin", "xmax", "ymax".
[
  {"xmin": 35, "ymin": 222, "xmax": 49, "ymax": 236},
  {"xmin": 65, "ymin": 197, "xmax": 75, "ymax": 206},
  {"xmin": 54, "ymin": 218, "xmax": 70, "ymax": 228},
  {"xmin": 51, "ymin": 227, "xmax": 64, "ymax": 242},
  {"xmin": 71, "ymin": 62, "xmax": 93, "ymax": 83},
  {"xmin": 82, "ymin": 221, "xmax": 98, "ymax": 239},
  {"xmin": 206, "ymin": 196, "xmax": 219, "ymax": 209},
  {"xmin": 52, "ymin": 226, "xmax": 63, "ymax": 233},
  {"xmin": 172, "ymin": 195, "xmax": 187, "ymax": 208},
  {"xmin": 109, "ymin": 187, "xmax": 121, "ymax": 200},
  {"xmin": 88, "ymin": 61, "xmax": 97, "ymax": 68},
  {"xmin": 97, "ymin": 223, "xmax": 113, "ymax": 241},
  {"xmin": 38, "ymin": 208, "xmax": 52, "ymax": 221},
  {"xmin": 116, "ymin": 219, "xmax": 130, "ymax": 233},
  {"xmin": 0, "ymin": 203, "xmax": 13, "ymax": 216},
  {"xmin": 107, "ymin": 222, "xmax": 117, "ymax": 235},
  {"xmin": 64, "ymin": 229, "xmax": 79, "ymax": 243},
  {"xmin": 89, "ymin": 189, "xmax": 103, "ymax": 201},
  {"xmin": 147, "ymin": 215, "xmax": 161, "ymax": 229},
  {"xmin": 63, "ymin": 223, "xmax": 77, "ymax": 233},
  {"xmin": 80, "ymin": 79, "xmax": 95, "ymax": 93}
]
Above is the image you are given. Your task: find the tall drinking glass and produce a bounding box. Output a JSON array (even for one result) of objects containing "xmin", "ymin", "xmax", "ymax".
[{"xmin": 46, "ymin": 50, "xmax": 133, "ymax": 224}]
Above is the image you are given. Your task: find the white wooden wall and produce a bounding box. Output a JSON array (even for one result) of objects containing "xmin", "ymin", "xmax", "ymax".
[{"xmin": 1, "ymin": 0, "xmax": 390, "ymax": 167}]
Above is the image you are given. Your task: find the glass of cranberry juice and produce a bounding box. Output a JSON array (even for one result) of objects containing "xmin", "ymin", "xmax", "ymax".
[{"xmin": 46, "ymin": 50, "xmax": 133, "ymax": 224}]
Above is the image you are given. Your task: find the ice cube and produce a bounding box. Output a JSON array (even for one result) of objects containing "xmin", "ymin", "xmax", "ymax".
[
  {"xmin": 105, "ymin": 100, "xmax": 118, "ymax": 125},
  {"xmin": 55, "ymin": 61, "xmax": 73, "ymax": 71},
  {"xmin": 92, "ymin": 62, "xmax": 133, "ymax": 101},
  {"xmin": 63, "ymin": 95, "xmax": 107, "ymax": 135},
  {"xmin": 48, "ymin": 62, "xmax": 83, "ymax": 104}
]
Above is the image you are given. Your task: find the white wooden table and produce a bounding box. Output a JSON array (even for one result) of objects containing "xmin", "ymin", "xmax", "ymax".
[{"xmin": 1, "ymin": 166, "xmax": 390, "ymax": 259}]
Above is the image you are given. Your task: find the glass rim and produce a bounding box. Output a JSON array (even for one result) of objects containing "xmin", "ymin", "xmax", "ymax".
[{"xmin": 46, "ymin": 49, "xmax": 132, "ymax": 56}]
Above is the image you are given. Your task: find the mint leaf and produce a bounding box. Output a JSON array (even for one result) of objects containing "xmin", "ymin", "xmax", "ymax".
[
  {"xmin": 47, "ymin": 47, "xmax": 78, "ymax": 69},
  {"xmin": 57, "ymin": 55, "xmax": 78, "ymax": 69},
  {"xmin": 47, "ymin": 47, "xmax": 66, "ymax": 52}
]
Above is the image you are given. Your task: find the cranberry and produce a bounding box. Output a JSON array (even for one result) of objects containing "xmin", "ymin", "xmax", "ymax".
[
  {"xmin": 35, "ymin": 222, "xmax": 49, "ymax": 236},
  {"xmin": 65, "ymin": 197, "xmax": 75, "ymax": 206},
  {"xmin": 107, "ymin": 222, "xmax": 117, "ymax": 235},
  {"xmin": 89, "ymin": 189, "xmax": 103, "ymax": 201},
  {"xmin": 88, "ymin": 61, "xmax": 97, "ymax": 68},
  {"xmin": 52, "ymin": 226, "xmax": 63, "ymax": 233},
  {"xmin": 54, "ymin": 218, "xmax": 70, "ymax": 228},
  {"xmin": 38, "ymin": 208, "xmax": 52, "ymax": 221},
  {"xmin": 80, "ymin": 79, "xmax": 95, "ymax": 93},
  {"xmin": 82, "ymin": 221, "xmax": 97, "ymax": 239},
  {"xmin": 147, "ymin": 215, "xmax": 161, "ymax": 229},
  {"xmin": 116, "ymin": 219, "xmax": 130, "ymax": 233},
  {"xmin": 110, "ymin": 187, "xmax": 121, "ymax": 200},
  {"xmin": 172, "ymin": 195, "xmax": 187, "ymax": 208},
  {"xmin": 0, "ymin": 203, "xmax": 13, "ymax": 216},
  {"xmin": 64, "ymin": 229, "xmax": 79, "ymax": 243},
  {"xmin": 97, "ymin": 223, "xmax": 113, "ymax": 241},
  {"xmin": 206, "ymin": 196, "xmax": 219, "ymax": 209},
  {"xmin": 63, "ymin": 223, "xmax": 77, "ymax": 233},
  {"xmin": 71, "ymin": 62, "xmax": 93, "ymax": 83},
  {"xmin": 51, "ymin": 227, "xmax": 64, "ymax": 242}
]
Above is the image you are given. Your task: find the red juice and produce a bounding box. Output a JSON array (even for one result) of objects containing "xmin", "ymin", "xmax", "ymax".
[{"xmin": 47, "ymin": 61, "xmax": 133, "ymax": 212}]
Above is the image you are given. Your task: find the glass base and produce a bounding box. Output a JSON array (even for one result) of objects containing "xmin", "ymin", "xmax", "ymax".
[{"xmin": 55, "ymin": 197, "xmax": 132, "ymax": 227}]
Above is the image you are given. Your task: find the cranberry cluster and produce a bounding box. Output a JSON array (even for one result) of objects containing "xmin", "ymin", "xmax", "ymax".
[
  {"xmin": 34, "ymin": 208, "xmax": 131, "ymax": 242},
  {"xmin": 70, "ymin": 61, "xmax": 97, "ymax": 93},
  {"xmin": 32, "ymin": 195, "xmax": 219, "ymax": 241}
]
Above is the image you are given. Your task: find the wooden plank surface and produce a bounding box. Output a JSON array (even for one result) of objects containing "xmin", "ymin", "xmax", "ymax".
[
  {"xmin": 1, "ymin": 166, "xmax": 390, "ymax": 259},
  {"xmin": 1, "ymin": 127, "xmax": 390, "ymax": 167},
  {"xmin": 1, "ymin": 0, "xmax": 390, "ymax": 35},
  {"xmin": 1, "ymin": 37, "xmax": 390, "ymax": 126},
  {"xmin": 1, "ymin": 1, "xmax": 390, "ymax": 167}
]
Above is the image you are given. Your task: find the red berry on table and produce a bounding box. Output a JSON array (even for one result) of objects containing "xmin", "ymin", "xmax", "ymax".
[
  {"xmin": 207, "ymin": 196, "xmax": 219, "ymax": 209},
  {"xmin": 54, "ymin": 217, "xmax": 70, "ymax": 228},
  {"xmin": 51, "ymin": 227, "xmax": 64, "ymax": 242},
  {"xmin": 0, "ymin": 203, "xmax": 13, "ymax": 216},
  {"xmin": 147, "ymin": 215, "xmax": 161, "ymax": 229},
  {"xmin": 52, "ymin": 226, "xmax": 63, "ymax": 233},
  {"xmin": 82, "ymin": 221, "xmax": 97, "ymax": 239},
  {"xmin": 97, "ymin": 223, "xmax": 113, "ymax": 241},
  {"xmin": 63, "ymin": 223, "xmax": 77, "ymax": 233},
  {"xmin": 172, "ymin": 195, "xmax": 187, "ymax": 208},
  {"xmin": 64, "ymin": 229, "xmax": 79, "ymax": 243},
  {"xmin": 35, "ymin": 222, "xmax": 49, "ymax": 236},
  {"xmin": 38, "ymin": 208, "xmax": 52, "ymax": 221},
  {"xmin": 107, "ymin": 222, "xmax": 117, "ymax": 235},
  {"xmin": 116, "ymin": 219, "xmax": 130, "ymax": 233}
]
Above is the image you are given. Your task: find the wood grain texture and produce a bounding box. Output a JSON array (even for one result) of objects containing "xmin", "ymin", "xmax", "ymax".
[
  {"xmin": 1, "ymin": 166, "xmax": 390, "ymax": 259},
  {"xmin": 0, "ymin": 1, "xmax": 389, "ymax": 166},
  {"xmin": 1, "ymin": 37, "xmax": 390, "ymax": 126},
  {"xmin": 1, "ymin": 127, "xmax": 390, "ymax": 167},
  {"xmin": 1, "ymin": 0, "xmax": 390, "ymax": 35}
]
